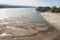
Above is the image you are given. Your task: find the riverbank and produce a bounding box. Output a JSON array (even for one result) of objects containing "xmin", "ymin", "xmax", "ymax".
[
  {"xmin": 0, "ymin": 12, "xmax": 60, "ymax": 40},
  {"xmin": 0, "ymin": 26, "xmax": 60, "ymax": 40},
  {"xmin": 41, "ymin": 12, "xmax": 60, "ymax": 30},
  {"xmin": 0, "ymin": 20, "xmax": 60, "ymax": 40}
]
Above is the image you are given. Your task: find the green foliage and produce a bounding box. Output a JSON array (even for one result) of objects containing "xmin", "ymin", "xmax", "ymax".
[
  {"xmin": 50, "ymin": 6, "xmax": 57, "ymax": 13},
  {"xmin": 36, "ymin": 7, "xmax": 50, "ymax": 12},
  {"xmin": 36, "ymin": 7, "xmax": 43, "ymax": 12},
  {"xmin": 36, "ymin": 6, "xmax": 60, "ymax": 13},
  {"xmin": 55, "ymin": 7, "xmax": 60, "ymax": 13}
]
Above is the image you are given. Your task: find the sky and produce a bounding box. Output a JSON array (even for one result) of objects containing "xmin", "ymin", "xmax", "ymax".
[{"xmin": 0, "ymin": 0, "xmax": 60, "ymax": 7}]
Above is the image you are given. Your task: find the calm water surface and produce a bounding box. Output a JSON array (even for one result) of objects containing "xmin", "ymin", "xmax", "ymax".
[{"xmin": 0, "ymin": 8, "xmax": 46, "ymax": 23}]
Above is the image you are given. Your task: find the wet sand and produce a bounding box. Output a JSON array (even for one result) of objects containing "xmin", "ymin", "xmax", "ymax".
[
  {"xmin": 0, "ymin": 24, "xmax": 60, "ymax": 40},
  {"xmin": 41, "ymin": 12, "xmax": 60, "ymax": 30},
  {"xmin": 0, "ymin": 15, "xmax": 60, "ymax": 40}
]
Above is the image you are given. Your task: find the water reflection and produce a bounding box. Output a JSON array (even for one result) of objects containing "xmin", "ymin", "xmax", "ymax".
[{"xmin": 0, "ymin": 8, "xmax": 49, "ymax": 38}]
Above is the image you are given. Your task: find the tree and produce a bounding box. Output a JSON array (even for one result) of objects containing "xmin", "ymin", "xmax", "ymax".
[
  {"xmin": 36, "ymin": 7, "xmax": 46, "ymax": 12},
  {"xmin": 36, "ymin": 7, "xmax": 42, "ymax": 11},
  {"xmin": 36, "ymin": 7, "xmax": 51, "ymax": 12},
  {"xmin": 50, "ymin": 6, "xmax": 57, "ymax": 13},
  {"xmin": 56, "ymin": 7, "xmax": 60, "ymax": 13}
]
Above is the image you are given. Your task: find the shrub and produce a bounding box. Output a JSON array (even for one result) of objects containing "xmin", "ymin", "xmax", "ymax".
[
  {"xmin": 55, "ymin": 7, "xmax": 60, "ymax": 13},
  {"xmin": 36, "ymin": 6, "xmax": 60, "ymax": 13},
  {"xmin": 50, "ymin": 6, "xmax": 57, "ymax": 13},
  {"xmin": 36, "ymin": 7, "xmax": 50, "ymax": 12}
]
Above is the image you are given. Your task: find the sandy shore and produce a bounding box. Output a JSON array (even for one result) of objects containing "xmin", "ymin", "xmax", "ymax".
[
  {"xmin": 0, "ymin": 23, "xmax": 60, "ymax": 40},
  {"xmin": 0, "ymin": 12, "xmax": 60, "ymax": 40},
  {"xmin": 41, "ymin": 12, "xmax": 60, "ymax": 30},
  {"xmin": 0, "ymin": 27, "xmax": 60, "ymax": 40}
]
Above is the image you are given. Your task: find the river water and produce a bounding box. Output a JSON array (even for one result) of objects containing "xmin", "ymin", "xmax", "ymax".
[
  {"xmin": 0, "ymin": 8, "xmax": 46, "ymax": 23},
  {"xmin": 0, "ymin": 8, "xmax": 47, "ymax": 30},
  {"xmin": 0, "ymin": 8, "xmax": 59, "ymax": 40}
]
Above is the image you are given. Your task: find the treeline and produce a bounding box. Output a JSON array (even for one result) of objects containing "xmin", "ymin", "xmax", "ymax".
[
  {"xmin": 0, "ymin": 5, "xmax": 35, "ymax": 8},
  {"xmin": 36, "ymin": 6, "xmax": 60, "ymax": 13}
]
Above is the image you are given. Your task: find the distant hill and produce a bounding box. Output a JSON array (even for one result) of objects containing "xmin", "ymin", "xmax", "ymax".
[{"xmin": 0, "ymin": 4, "xmax": 36, "ymax": 8}]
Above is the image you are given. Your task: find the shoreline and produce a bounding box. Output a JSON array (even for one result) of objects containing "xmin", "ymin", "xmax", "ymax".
[{"xmin": 41, "ymin": 12, "xmax": 60, "ymax": 30}]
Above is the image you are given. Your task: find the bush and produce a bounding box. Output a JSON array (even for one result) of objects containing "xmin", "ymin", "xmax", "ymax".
[
  {"xmin": 36, "ymin": 6, "xmax": 60, "ymax": 13},
  {"xmin": 50, "ymin": 6, "xmax": 57, "ymax": 13},
  {"xmin": 36, "ymin": 7, "xmax": 50, "ymax": 12},
  {"xmin": 55, "ymin": 7, "xmax": 60, "ymax": 13}
]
